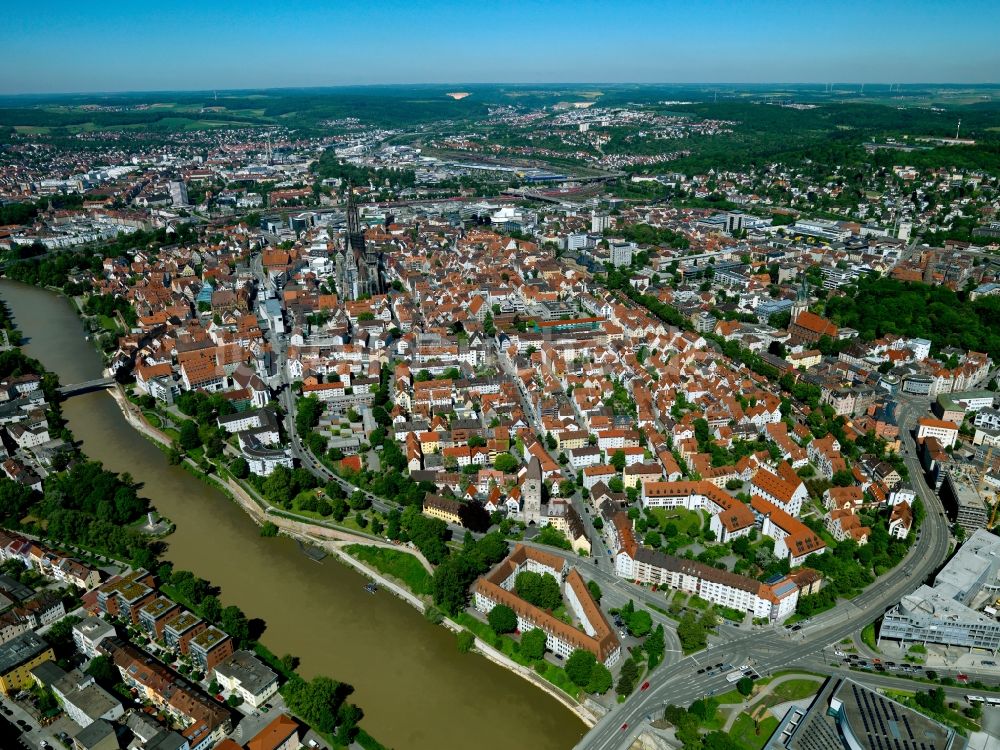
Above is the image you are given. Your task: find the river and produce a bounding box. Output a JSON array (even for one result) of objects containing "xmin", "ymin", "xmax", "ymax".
[{"xmin": 0, "ymin": 280, "xmax": 585, "ymax": 750}]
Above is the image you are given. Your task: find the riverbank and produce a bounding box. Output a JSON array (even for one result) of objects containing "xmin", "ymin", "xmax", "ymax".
[
  {"xmin": 0, "ymin": 277, "xmax": 587, "ymax": 750},
  {"xmin": 109, "ymin": 384, "xmax": 597, "ymax": 727}
]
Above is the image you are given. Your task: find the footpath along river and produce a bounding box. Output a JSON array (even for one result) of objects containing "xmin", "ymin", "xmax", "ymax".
[{"xmin": 0, "ymin": 279, "xmax": 586, "ymax": 750}]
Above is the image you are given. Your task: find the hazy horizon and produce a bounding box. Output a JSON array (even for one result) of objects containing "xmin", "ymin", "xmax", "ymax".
[
  {"xmin": 3, "ymin": 81, "xmax": 1000, "ymax": 101},
  {"xmin": 3, "ymin": 0, "xmax": 999, "ymax": 95}
]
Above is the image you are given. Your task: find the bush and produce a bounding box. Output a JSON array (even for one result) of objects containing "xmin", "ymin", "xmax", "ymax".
[{"xmin": 456, "ymin": 630, "xmax": 475, "ymax": 653}]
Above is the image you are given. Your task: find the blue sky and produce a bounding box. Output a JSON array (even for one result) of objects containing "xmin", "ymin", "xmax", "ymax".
[{"xmin": 2, "ymin": 0, "xmax": 998, "ymax": 94}]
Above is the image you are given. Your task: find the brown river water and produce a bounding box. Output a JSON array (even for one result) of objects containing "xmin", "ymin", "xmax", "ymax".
[{"xmin": 0, "ymin": 279, "xmax": 585, "ymax": 750}]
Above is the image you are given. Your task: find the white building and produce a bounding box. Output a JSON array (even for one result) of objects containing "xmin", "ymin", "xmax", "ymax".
[
  {"xmin": 609, "ymin": 241, "xmax": 634, "ymax": 268},
  {"xmin": 916, "ymin": 417, "xmax": 959, "ymax": 449},
  {"xmin": 213, "ymin": 650, "xmax": 279, "ymax": 709},
  {"xmin": 240, "ymin": 434, "xmax": 294, "ymax": 476},
  {"xmin": 73, "ymin": 616, "xmax": 117, "ymax": 658},
  {"xmin": 168, "ymin": 180, "xmax": 189, "ymax": 207},
  {"xmin": 472, "ymin": 545, "xmax": 620, "ymax": 667}
]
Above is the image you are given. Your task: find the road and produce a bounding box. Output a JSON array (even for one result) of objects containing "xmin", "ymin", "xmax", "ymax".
[
  {"xmin": 0, "ymin": 691, "xmax": 60, "ymax": 750},
  {"xmin": 252, "ymin": 254, "xmax": 965, "ymax": 750},
  {"xmin": 573, "ymin": 391, "xmax": 953, "ymax": 750}
]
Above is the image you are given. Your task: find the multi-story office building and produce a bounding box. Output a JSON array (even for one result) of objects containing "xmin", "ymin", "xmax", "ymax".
[{"xmin": 880, "ymin": 529, "xmax": 1000, "ymax": 651}]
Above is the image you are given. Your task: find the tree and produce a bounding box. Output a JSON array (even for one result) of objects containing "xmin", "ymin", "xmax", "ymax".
[
  {"xmin": 178, "ymin": 420, "xmax": 201, "ymax": 450},
  {"xmin": 199, "ymin": 595, "xmax": 222, "ymax": 625},
  {"xmin": 282, "ymin": 676, "xmax": 346, "ymax": 735},
  {"xmin": 220, "ymin": 605, "xmax": 251, "ymax": 648},
  {"xmin": 677, "ymin": 611, "xmax": 707, "ymax": 652},
  {"xmin": 514, "ymin": 571, "xmax": 562, "ymax": 610},
  {"xmin": 85, "ymin": 655, "xmax": 116, "ymax": 686},
  {"xmin": 488, "ymin": 604, "xmax": 518, "ymax": 634},
  {"xmin": 704, "ymin": 732, "xmax": 742, "ymax": 750},
  {"xmin": 587, "ymin": 580, "xmax": 602, "ymax": 603},
  {"xmin": 520, "ymin": 628, "xmax": 547, "ymax": 660},
  {"xmin": 645, "ymin": 624, "xmax": 665, "ymax": 668},
  {"xmin": 609, "ymin": 450, "xmax": 627, "ymax": 472},
  {"xmin": 230, "ymin": 457, "xmax": 250, "ymax": 479},
  {"xmin": 737, "ymin": 677, "xmax": 754, "ymax": 697},
  {"xmin": 627, "ymin": 609, "xmax": 652, "ymax": 638},
  {"xmin": 295, "ymin": 395, "xmax": 325, "ymax": 438},
  {"xmin": 330, "ymin": 496, "xmax": 349, "ymax": 522},
  {"xmin": 587, "ymin": 664, "xmax": 613, "ymax": 694},
  {"xmin": 336, "ymin": 702, "xmax": 363, "ymax": 745},
  {"xmin": 432, "ymin": 556, "xmax": 476, "ymax": 615},
  {"xmin": 263, "ymin": 465, "xmax": 292, "ymax": 505},
  {"xmin": 832, "ymin": 469, "xmax": 855, "ymax": 487},
  {"xmin": 625, "ymin": 609, "xmax": 653, "ymax": 638},
  {"xmin": 566, "ymin": 649, "xmax": 597, "ymax": 687},
  {"xmin": 617, "ymin": 657, "xmax": 639, "ymax": 696},
  {"xmin": 260, "ymin": 521, "xmax": 278, "ymax": 537},
  {"xmin": 559, "ymin": 479, "xmax": 576, "ymax": 497},
  {"xmin": 494, "ymin": 454, "xmax": 518, "ymax": 473},
  {"xmin": 456, "ymin": 630, "xmax": 475, "ymax": 653}
]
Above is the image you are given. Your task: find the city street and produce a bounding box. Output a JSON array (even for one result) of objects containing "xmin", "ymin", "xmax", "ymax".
[
  {"xmin": 573, "ymin": 390, "xmax": 955, "ymax": 750},
  {"xmin": 254, "ymin": 249, "xmax": 976, "ymax": 750}
]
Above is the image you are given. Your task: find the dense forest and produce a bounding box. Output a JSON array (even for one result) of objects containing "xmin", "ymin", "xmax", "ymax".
[
  {"xmin": 312, "ymin": 149, "xmax": 416, "ymax": 188},
  {"xmin": 823, "ymin": 276, "xmax": 1000, "ymax": 360}
]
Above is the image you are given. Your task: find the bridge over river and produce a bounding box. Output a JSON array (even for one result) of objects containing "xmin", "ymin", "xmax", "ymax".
[{"xmin": 57, "ymin": 377, "xmax": 115, "ymax": 397}]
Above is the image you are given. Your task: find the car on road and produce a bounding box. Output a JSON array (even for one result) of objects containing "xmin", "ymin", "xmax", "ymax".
[
  {"xmin": 984, "ymin": 661, "xmax": 996, "ymax": 666},
  {"xmin": 620, "ymin": 723, "xmax": 629, "ymax": 731},
  {"xmin": 697, "ymin": 668, "xmax": 706, "ymax": 674},
  {"xmin": 641, "ymin": 681, "xmax": 650, "ymax": 691}
]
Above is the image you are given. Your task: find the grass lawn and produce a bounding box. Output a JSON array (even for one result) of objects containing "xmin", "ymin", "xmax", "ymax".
[
  {"xmin": 453, "ymin": 612, "xmax": 581, "ymax": 699},
  {"xmin": 861, "ymin": 623, "xmax": 879, "ymax": 652},
  {"xmin": 771, "ymin": 679, "xmax": 822, "ymax": 703},
  {"xmin": 716, "ymin": 689, "xmax": 747, "ymax": 705},
  {"xmin": 730, "ymin": 713, "xmax": 779, "ymax": 750},
  {"xmin": 98, "ymin": 314, "xmax": 119, "ymax": 332},
  {"xmin": 650, "ymin": 507, "xmax": 702, "ymax": 536},
  {"xmin": 143, "ymin": 411, "xmax": 162, "ymax": 428},
  {"xmin": 344, "ymin": 544, "xmax": 432, "ymax": 596}
]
